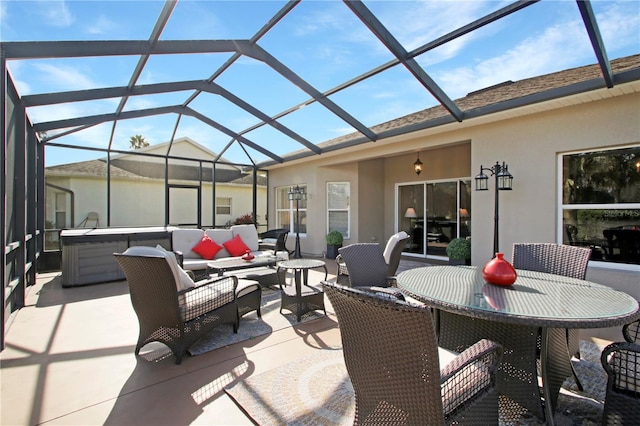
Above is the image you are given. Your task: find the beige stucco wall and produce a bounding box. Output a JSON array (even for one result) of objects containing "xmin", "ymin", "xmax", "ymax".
[{"xmin": 267, "ymin": 89, "xmax": 640, "ymax": 271}]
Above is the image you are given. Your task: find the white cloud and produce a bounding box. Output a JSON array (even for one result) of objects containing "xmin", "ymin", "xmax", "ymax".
[
  {"xmin": 435, "ymin": 16, "xmax": 593, "ymax": 98},
  {"xmin": 85, "ymin": 15, "xmax": 118, "ymax": 35},
  {"xmin": 595, "ymin": 3, "xmax": 640, "ymax": 53},
  {"xmin": 37, "ymin": 0, "xmax": 73, "ymax": 28},
  {"xmin": 34, "ymin": 63, "xmax": 98, "ymax": 91}
]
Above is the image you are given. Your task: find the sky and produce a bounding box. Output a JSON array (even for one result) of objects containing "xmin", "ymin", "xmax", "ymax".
[{"xmin": 1, "ymin": 0, "xmax": 639, "ymax": 166}]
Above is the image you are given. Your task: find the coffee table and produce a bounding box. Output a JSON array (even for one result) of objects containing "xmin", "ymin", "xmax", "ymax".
[
  {"xmin": 208, "ymin": 254, "xmax": 286, "ymax": 277},
  {"xmin": 277, "ymin": 259, "xmax": 327, "ymax": 322}
]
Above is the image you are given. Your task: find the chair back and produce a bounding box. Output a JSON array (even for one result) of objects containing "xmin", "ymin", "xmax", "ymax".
[
  {"xmin": 114, "ymin": 254, "xmax": 183, "ymax": 330},
  {"xmin": 601, "ymin": 341, "xmax": 640, "ymax": 424},
  {"xmin": 338, "ymin": 243, "xmax": 389, "ymax": 287},
  {"xmin": 512, "ymin": 243, "xmax": 591, "ymax": 279},
  {"xmin": 383, "ymin": 232, "xmax": 410, "ymax": 276},
  {"xmin": 324, "ymin": 282, "xmax": 445, "ymax": 425}
]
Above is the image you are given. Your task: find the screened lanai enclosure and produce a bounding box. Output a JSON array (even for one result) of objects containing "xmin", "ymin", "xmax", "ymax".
[{"xmin": 2, "ymin": 0, "xmax": 639, "ymax": 347}]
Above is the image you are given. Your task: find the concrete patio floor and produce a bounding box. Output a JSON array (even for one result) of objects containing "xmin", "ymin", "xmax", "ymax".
[{"xmin": 1, "ymin": 258, "xmax": 629, "ymax": 425}]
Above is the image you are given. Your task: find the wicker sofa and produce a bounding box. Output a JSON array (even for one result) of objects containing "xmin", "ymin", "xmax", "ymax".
[{"xmin": 171, "ymin": 225, "xmax": 287, "ymax": 282}]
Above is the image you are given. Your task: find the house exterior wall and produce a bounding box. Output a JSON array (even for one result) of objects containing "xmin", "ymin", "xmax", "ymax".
[
  {"xmin": 267, "ymin": 89, "xmax": 640, "ymax": 274},
  {"xmin": 45, "ymin": 176, "xmax": 266, "ymax": 229}
]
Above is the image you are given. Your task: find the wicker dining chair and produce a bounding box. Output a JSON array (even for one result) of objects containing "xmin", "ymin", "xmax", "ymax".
[
  {"xmin": 324, "ymin": 281, "xmax": 503, "ymax": 425},
  {"xmin": 336, "ymin": 232, "xmax": 409, "ymax": 286},
  {"xmin": 600, "ymin": 341, "xmax": 640, "ymax": 425},
  {"xmin": 512, "ymin": 242, "xmax": 592, "ymax": 389},
  {"xmin": 623, "ymin": 319, "xmax": 640, "ymax": 344},
  {"xmin": 114, "ymin": 249, "xmax": 238, "ymax": 364}
]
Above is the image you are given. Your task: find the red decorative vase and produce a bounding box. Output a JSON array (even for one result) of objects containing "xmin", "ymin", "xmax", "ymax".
[
  {"xmin": 241, "ymin": 250, "xmax": 255, "ymax": 261},
  {"xmin": 482, "ymin": 253, "xmax": 517, "ymax": 286}
]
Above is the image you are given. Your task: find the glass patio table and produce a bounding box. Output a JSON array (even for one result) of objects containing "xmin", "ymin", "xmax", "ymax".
[
  {"xmin": 277, "ymin": 259, "xmax": 327, "ymax": 322},
  {"xmin": 396, "ymin": 265, "xmax": 640, "ymax": 425}
]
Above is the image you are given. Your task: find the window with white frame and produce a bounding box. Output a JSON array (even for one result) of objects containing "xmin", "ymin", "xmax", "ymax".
[
  {"xmin": 560, "ymin": 145, "xmax": 640, "ymax": 265},
  {"xmin": 327, "ymin": 182, "xmax": 350, "ymax": 239},
  {"xmin": 216, "ymin": 197, "xmax": 231, "ymax": 215},
  {"xmin": 276, "ymin": 185, "xmax": 307, "ymax": 234}
]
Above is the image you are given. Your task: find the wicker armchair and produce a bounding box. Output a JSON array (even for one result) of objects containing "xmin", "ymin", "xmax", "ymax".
[
  {"xmin": 337, "ymin": 232, "xmax": 409, "ymax": 287},
  {"xmin": 258, "ymin": 228, "xmax": 288, "ymax": 255},
  {"xmin": 600, "ymin": 341, "xmax": 640, "ymax": 425},
  {"xmin": 323, "ymin": 281, "xmax": 503, "ymax": 425},
  {"xmin": 623, "ymin": 319, "xmax": 640, "ymax": 343},
  {"xmin": 114, "ymin": 250, "xmax": 238, "ymax": 364},
  {"xmin": 512, "ymin": 242, "xmax": 591, "ymax": 389}
]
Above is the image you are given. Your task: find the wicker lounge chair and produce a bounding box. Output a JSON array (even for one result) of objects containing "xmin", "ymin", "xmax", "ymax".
[
  {"xmin": 512, "ymin": 242, "xmax": 592, "ymax": 389},
  {"xmin": 336, "ymin": 232, "xmax": 409, "ymax": 287},
  {"xmin": 600, "ymin": 341, "xmax": 640, "ymax": 425},
  {"xmin": 324, "ymin": 281, "xmax": 503, "ymax": 425},
  {"xmin": 114, "ymin": 249, "xmax": 238, "ymax": 364}
]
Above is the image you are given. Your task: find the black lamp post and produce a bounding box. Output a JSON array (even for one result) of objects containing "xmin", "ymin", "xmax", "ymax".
[
  {"xmin": 288, "ymin": 185, "xmax": 306, "ymax": 259},
  {"xmin": 474, "ymin": 161, "xmax": 513, "ymax": 255}
]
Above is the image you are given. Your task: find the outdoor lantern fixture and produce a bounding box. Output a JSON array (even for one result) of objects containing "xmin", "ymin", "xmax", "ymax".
[
  {"xmin": 474, "ymin": 161, "xmax": 514, "ymax": 256},
  {"xmin": 288, "ymin": 185, "xmax": 307, "ymax": 258},
  {"xmin": 414, "ymin": 153, "xmax": 423, "ymax": 175}
]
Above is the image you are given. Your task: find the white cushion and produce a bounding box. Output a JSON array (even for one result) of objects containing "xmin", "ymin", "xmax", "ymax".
[
  {"xmin": 171, "ymin": 229, "xmax": 205, "ymax": 259},
  {"xmin": 123, "ymin": 246, "xmax": 194, "ymax": 292},
  {"xmin": 383, "ymin": 231, "xmax": 409, "ymax": 265},
  {"xmin": 231, "ymin": 224, "xmax": 260, "ymax": 251},
  {"xmin": 154, "ymin": 245, "xmax": 195, "ymax": 292}
]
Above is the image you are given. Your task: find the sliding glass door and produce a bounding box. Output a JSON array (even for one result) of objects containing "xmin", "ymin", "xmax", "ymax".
[{"xmin": 398, "ymin": 179, "xmax": 471, "ymax": 258}]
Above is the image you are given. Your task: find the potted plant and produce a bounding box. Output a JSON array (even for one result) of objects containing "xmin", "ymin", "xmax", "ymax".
[
  {"xmin": 446, "ymin": 238, "xmax": 471, "ymax": 265},
  {"xmin": 326, "ymin": 230, "xmax": 344, "ymax": 259}
]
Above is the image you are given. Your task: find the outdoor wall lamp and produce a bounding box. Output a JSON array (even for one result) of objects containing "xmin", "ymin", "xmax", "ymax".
[
  {"xmin": 414, "ymin": 153, "xmax": 423, "ymax": 175},
  {"xmin": 475, "ymin": 161, "xmax": 514, "ymax": 255},
  {"xmin": 288, "ymin": 185, "xmax": 307, "ymax": 258}
]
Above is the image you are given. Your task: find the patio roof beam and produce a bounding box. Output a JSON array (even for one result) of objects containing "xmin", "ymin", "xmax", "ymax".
[
  {"xmin": 576, "ymin": 0, "xmax": 613, "ymax": 88},
  {"xmin": 1, "ymin": 40, "xmax": 242, "ymax": 59},
  {"xmin": 345, "ymin": 0, "xmax": 463, "ymax": 122},
  {"xmin": 205, "ymin": 83, "xmax": 322, "ymax": 154},
  {"xmin": 21, "ymin": 80, "xmax": 206, "ymax": 107},
  {"xmin": 115, "ymin": 0, "xmax": 177, "ymax": 115},
  {"xmin": 239, "ymin": 43, "xmax": 378, "ymax": 142},
  {"xmin": 183, "ymin": 107, "xmax": 283, "ymax": 163},
  {"xmin": 24, "ymin": 79, "xmax": 320, "ymax": 155},
  {"xmin": 32, "ymin": 104, "xmax": 283, "ymax": 163},
  {"xmin": 232, "ymin": 1, "xmax": 537, "ymax": 140},
  {"xmin": 182, "ymin": 0, "xmax": 299, "ymax": 106},
  {"xmin": 257, "ymin": 67, "xmax": 640, "ymax": 168}
]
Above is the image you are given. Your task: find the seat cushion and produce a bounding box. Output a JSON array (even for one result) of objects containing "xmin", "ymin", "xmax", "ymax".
[{"xmin": 236, "ymin": 279, "xmax": 261, "ymax": 298}]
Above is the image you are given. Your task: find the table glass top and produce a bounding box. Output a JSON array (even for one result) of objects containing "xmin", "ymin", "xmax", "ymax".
[
  {"xmin": 396, "ymin": 266, "xmax": 639, "ymax": 326},
  {"xmin": 277, "ymin": 259, "xmax": 326, "ymax": 269}
]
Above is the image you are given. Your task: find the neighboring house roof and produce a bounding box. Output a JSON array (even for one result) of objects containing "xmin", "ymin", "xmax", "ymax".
[
  {"xmin": 310, "ymin": 54, "xmax": 640, "ymax": 154},
  {"xmin": 46, "ymin": 159, "xmax": 144, "ymax": 179},
  {"xmin": 45, "ymin": 137, "xmax": 267, "ymax": 185}
]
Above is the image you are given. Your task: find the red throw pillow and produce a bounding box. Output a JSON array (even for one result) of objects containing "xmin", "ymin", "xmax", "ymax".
[
  {"xmin": 223, "ymin": 234, "xmax": 251, "ymax": 257},
  {"xmin": 191, "ymin": 234, "xmax": 223, "ymax": 260}
]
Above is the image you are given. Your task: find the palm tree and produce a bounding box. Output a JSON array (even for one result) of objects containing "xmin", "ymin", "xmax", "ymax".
[{"xmin": 129, "ymin": 134, "xmax": 149, "ymax": 150}]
